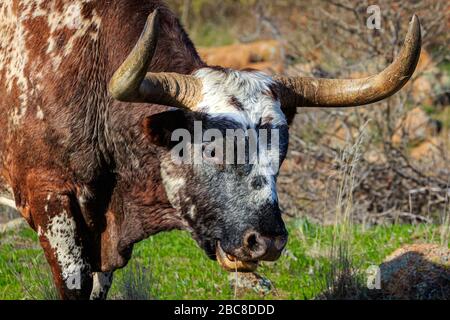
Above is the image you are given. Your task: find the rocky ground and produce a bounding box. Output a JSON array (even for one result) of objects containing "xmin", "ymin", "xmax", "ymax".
[{"xmin": 378, "ymin": 244, "xmax": 449, "ymax": 299}]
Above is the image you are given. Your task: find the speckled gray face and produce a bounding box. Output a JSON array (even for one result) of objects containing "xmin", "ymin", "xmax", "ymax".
[
  {"xmin": 160, "ymin": 68, "xmax": 289, "ymax": 261},
  {"xmin": 161, "ymin": 120, "xmax": 289, "ymax": 259}
]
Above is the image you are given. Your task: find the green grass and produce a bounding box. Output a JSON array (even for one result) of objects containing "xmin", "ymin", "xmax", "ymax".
[
  {"xmin": 0, "ymin": 219, "xmax": 444, "ymax": 300},
  {"xmin": 0, "ymin": 227, "xmax": 57, "ymax": 300}
]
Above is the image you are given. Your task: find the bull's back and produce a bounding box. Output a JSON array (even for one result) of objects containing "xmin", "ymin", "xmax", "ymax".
[
  {"xmin": 0, "ymin": 1, "xmax": 29, "ymax": 189},
  {"xmin": 0, "ymin": 0, "xmax": 201, "ymax": 191},
  {"xmin": 0, "ymin": 0, "xmax": 106, "ymax": 193}
]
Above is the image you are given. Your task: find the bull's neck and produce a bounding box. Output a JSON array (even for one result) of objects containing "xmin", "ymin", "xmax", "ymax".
[{"xmin": 69, "ymin": 1, "xmax": 206, "ymax": 188}]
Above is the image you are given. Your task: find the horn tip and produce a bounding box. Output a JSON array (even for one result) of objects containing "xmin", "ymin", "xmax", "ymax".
[
  {"xmin": 149, "ymin": 8, "xmax": 161, "ymax": 24},
  {"xmin": 410, "ymin": 14, "xmax": 421, "ymax": 32},
  {"xmin": 142, "ymin": 8, "xmax": 161, "ymax": 35},
  {"xmin": 406, "ymin": 14, "xmax": 421, "ymax": 47}
]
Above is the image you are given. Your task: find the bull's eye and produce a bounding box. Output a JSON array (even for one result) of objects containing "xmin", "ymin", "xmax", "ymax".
[
  {"xmin": 236, "ymin": 164, "xmax": 252, "ymax": 177},
  {"xmin": 203, "ymin": 143, "xmax": 223, "ymax": 165}
]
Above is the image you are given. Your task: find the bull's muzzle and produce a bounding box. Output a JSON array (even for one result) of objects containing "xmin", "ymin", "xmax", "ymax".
[{"xmin": 216, "ymin": 230, "xmax": 288, "ymax": 272}]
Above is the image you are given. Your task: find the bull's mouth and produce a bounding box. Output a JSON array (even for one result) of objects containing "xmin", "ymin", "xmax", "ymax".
[{"xmin": 215, "ymin": 242, "xmax": 258, "ymax": 272}]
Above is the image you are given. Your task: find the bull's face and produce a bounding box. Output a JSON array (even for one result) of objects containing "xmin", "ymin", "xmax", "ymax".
[
  {"xmin": 109, "ymin": 11, "xmax": 421, "ymax": 271},
  {"xmin": 146, "ymin": 68, "xmax": 290, "ymax": 271}
]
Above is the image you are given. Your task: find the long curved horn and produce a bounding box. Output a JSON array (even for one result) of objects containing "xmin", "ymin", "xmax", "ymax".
[
  {"xmin": 275, "ymin": 15, "xmax": 421, "ymax": 110},
  {"xmin": 108, "ymin": 10, "xmax": 202, "ymax": 110}
]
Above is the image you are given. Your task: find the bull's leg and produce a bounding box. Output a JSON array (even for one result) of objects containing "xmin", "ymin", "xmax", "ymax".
[
  {"xmin": 30, "ymin": 191, "xmax": 93, "ymax": 300},
  {"xmin": 90, "ymin": 272, "xmax": 114, "ymax": 300}
]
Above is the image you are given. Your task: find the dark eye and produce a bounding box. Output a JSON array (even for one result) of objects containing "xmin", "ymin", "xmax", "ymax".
[
  {"xmin": 237, "ymin": 164, "xmax": 252, "ymax": 176},
  {"xmin": 203, "ymin": 143, "xmax": 223, "ymax": 165}
]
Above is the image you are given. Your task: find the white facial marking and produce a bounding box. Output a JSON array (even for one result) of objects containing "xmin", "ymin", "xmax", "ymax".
[
  {"xmin": 192, "ymin": 68, "xmax": 285, "ymax": 206},
  {"xmin": 193, "ymin": 68, "xmax": 287, "ymax": 128},
  {"xmin": 43, "ymin": 211, "xmax": 89, "ymax": 285}
]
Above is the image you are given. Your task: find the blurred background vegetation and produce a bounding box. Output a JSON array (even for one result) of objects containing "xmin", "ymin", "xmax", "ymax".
[{"xmin": 166, "ymin": 0, "xmax": 450, "ymax": 227}]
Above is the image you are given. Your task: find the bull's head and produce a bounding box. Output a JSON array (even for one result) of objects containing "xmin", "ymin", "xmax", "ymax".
[{"xmin": 109, "ymin": 10, "xmax": 421, "ymax": 271}]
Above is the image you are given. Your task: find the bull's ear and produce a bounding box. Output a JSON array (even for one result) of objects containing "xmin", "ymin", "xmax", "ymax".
[{"xmin": 143, "ymin": 110, "xmax": 189, "ymax": 148}]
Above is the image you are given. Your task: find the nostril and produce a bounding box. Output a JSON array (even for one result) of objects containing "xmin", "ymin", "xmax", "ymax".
[
  {"xmin": 244, "ymin": 232, "xmax": 259, "ymax": 251},
  {"xmin": 241, "ymin": 231, "xmax": 287, "ymax": 260}
]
